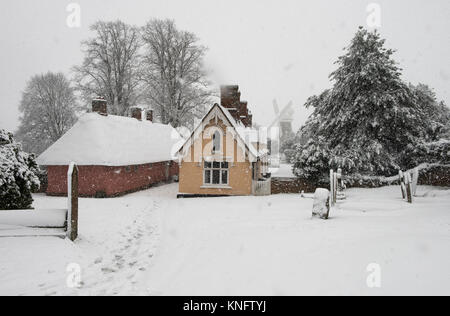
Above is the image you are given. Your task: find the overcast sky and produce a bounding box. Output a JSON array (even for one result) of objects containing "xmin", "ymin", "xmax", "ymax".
[{"xmin": 0, "ymin": 0, "xmax": 449, "ymax": 133}]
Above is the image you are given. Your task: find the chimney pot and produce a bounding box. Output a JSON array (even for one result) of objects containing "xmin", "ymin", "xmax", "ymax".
[{"xmin": 92, "ymin": 97, "xmax": 107, "ymax": 116}]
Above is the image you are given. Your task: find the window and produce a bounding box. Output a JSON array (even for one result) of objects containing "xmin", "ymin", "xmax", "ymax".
[
  {"xmin": 204, "ymin": 161, "xmax": 229, "ymax": 185},
  {"xmin": 212, "ymin": 131, "xmax": 221, "ymax": 153}
]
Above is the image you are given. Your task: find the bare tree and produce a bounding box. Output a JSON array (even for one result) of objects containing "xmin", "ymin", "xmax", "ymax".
[
  {"xmin": 141, "ymin": 19, "xmax": 213, "ymax": 128},
  {"xmin": 16, "ymin": 72, "xmax": 78, "ymax": 155},
  {"xmin": 74, "ymin": 20, "xmax": 142, "ymax": 116}
]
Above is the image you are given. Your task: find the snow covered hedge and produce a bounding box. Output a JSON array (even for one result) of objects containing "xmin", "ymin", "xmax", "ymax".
[
  {"xmin": 0, "ymin": 129, "xmax": 40, "ymax": 210},
  {"xmin": 402, "ymin": 139, "xmax": 450, "ymax": 170}
]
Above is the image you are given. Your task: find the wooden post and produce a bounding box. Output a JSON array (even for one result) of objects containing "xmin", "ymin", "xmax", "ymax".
[
  {"xmin": 405, "ymin": 172, "xmax": 413, "ymax": 204},
  {"xmin": 329, "ymin": 169, "xmax": 334, "ymax": 206},
  {"xmin": 333, "ymin": 172, "xmax": 338, "ymax": 204},
  {"xmin": 399, "ymin": 170, "xmax": 406, "ymax": 199},
  {"xmin": 67, "ymin": 162, "xmax": 79, "ymax": 241},
  {"xmin": 411, "ymin": 167, "xmax": 419, "ymax": 196},
  {"xmin": 336, "ymin": 168, "xmax": 346, "ymax": 200}
]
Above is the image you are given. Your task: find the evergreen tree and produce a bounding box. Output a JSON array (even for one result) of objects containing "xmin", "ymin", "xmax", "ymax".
[
  {"xmin": 0, "ymin": 129, "xmax": 40, "ymax": 210},
  {"xmin": 292, "ymin": 27, "xmax": 435, "ymax": 180},
  {"xmin": 401, "ymin": 84, "xmax": 450, "ymax": 169}
]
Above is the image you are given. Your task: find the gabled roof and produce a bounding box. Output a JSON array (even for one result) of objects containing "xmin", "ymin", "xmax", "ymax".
[
  {"xmin": 37, "ymin": 113, "xmax": 183, "ymax": 166},
  {"xmin": 178, "ymin": 104, "xmax": 268, "ymax": 160}
]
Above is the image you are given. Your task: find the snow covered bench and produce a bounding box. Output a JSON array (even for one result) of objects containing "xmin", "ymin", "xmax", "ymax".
[
  {"xmin": 0, "ymin": 163, "xmax": 79, "ymax": 241},
  {"xmin": 0, "ymin": 209, "xmax": 68, "ymax": 238}
]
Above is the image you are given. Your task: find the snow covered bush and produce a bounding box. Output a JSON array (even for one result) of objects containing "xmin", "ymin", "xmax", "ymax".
[
  {"xmin": 292, "ymin": 27, "xmax": 449, "ymax": 181},
  {"xmin": 401, "ymin": 139, "xmax": 450, "ymax": 170},
  {"xmin": 0, "ymin": 129, "xmax": 40, "ymax": 210}
]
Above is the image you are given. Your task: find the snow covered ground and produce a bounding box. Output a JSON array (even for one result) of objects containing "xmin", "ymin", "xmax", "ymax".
[
  {"xmin": 0, "ymin": 184, "xmax": 449, "ymax": 296},
  {"xmin": 271, "ymin": 163, "xmax": 296, "ymax": 178}
]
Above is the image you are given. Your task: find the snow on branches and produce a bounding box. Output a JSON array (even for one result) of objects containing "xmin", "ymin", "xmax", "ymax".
[
  {"xmin": 292, "ymin": 27, "xmax": 449, "ymax": 180},
  {"xmin": 0, "ymin": 129, "xmax": 40, "ymax": 210}
]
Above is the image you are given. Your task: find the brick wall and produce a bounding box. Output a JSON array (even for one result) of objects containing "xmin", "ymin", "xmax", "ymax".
[
  {"xmin": 46, "ymin": 161, "xmax": 179, "ymax": 197},
  {"xmin": 271, "ymin": 177, "xmax": 319, "ymax": 194}
]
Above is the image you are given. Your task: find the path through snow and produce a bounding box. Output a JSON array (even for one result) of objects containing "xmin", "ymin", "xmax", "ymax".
[{"xmin": 0, "ymin": 184, "xmax": 175, "ymax": 296}]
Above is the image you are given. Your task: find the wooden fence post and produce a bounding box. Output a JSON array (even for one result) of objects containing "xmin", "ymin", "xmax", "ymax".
[
  {"xmin": 405, "ymin": 172, "xmax": 413, "ymax": 204},
  {"xmin": 411, "ymin": 167, "xmax": 419, "ymax": 196},
  {"xmin": 399, "ymin": 170, "xmax": 406, "ymax": 199},
  {"xmin": 336, "ymin": 168, "xmax": 346, "ymax": 200},
  {"xmin": 330, "ymin": 169, "xmax": 335, "ymax": 206},
  {"xmin": 67, "ymin": 162, "xmax": 79, "ymax": 241},
  {"xmin": 333, "ymin": 172, "xmax": 338, "ymax": 204}
]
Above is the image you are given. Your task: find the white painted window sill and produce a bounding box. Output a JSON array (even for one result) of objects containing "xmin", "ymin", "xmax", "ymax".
[{"xmin": 200, "ymin": 185, "xmax": 232, "ymax": 190}]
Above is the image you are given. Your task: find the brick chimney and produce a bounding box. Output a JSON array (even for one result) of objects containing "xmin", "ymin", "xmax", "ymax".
[
  {"xmin": 131, "ymin": 107, "xmax": 142, "ymax": 120},
  {"xmin": 146, "ymin": 110, "xmax": 153, "ymax": 122},
  {"xmin": 92, "ymin": 97, "xmax": 107, "ymax": 116},
  {"xmin": 220, "ymin": 85, "xmax": 253, "ymax": 128},
  {"xmin": 220, "ymin": 86, "xmax": 240, "ymax": 121}
]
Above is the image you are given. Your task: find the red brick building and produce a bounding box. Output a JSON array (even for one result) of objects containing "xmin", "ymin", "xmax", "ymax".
[{"xmin": 37, "ymin": 99, "xmax": 181, "ymax": 197}]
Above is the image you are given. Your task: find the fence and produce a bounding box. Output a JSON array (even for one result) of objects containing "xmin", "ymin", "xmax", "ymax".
[
  {"xmin": 329, "ymin": 168, "xmax": 346, "ymax": 206},
  {"xmin": 0, "ymin": 162, "xmax": 79, "ymax": 241},
  {"xmin": 252, "ymin": 178, "xmax": 271, "ymax": 196},
  {"xmin": 398, "ymin": 167, "xmax": 419, "ymax": 204}
]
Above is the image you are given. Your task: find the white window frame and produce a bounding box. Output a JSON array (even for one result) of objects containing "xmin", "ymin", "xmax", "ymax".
[{"xmin": 203, "ymin": 161, "xmax": 229, "ymax": 186}]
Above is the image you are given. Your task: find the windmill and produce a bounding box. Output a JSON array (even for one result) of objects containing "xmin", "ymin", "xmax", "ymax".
[
  {"xmin": 269, "ymin": 99, "xmax": 295, "ymax": 141},
  {"xmin": 267, "ymin": 100, "xmax": 295, "ymax": 166}
]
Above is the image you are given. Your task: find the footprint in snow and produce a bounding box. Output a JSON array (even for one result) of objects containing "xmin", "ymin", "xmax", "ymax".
[
  {"xmin": 94, "ymin": 258, "xmax": 103, "ymax": 264},
  {"xmin": 101, "ymin": 267, "xmax": 116, "ymax": 274}
]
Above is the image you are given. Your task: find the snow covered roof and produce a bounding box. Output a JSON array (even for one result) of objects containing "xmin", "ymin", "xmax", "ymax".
[{"xmin": 37, "ymin": 113, "xmax": 182, "ymax": 166}]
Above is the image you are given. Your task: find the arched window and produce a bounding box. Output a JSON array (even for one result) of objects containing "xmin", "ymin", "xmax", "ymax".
[{"xmin": 212, "ymin": 130, "xmax": 221, "ymax": 153}]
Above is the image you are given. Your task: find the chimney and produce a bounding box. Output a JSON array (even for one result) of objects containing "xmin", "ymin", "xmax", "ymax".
[
  {"xmin": 131, "ymin": 107, "xmax": 142, "ymax": 120},
  {"xmin": 146, "ymin": 110, "xmax": 153, "ymax": 122},
  {"xmin": 220, "ymin": 85, "xmax": 253, "ymax": 127},
  {"xmin": 220, "ymin": 85, "xmax": 241, "ymax": 122},
  {"xmin": 92, "ymin": 97, "xmax": 107, "ymax": 116}
]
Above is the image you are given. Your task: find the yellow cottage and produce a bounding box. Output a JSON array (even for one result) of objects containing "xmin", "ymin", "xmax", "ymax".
[{"xmin": 177, "ymin": 86, "xmax": 270, "ymax": 197}]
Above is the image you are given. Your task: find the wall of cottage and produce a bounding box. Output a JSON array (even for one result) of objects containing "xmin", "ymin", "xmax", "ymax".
[
  {"xmin": 46, "ymin": 161, "xmax": 179, "ymax": 197},
  {"xmin": 179, "ymin": 118, "xmax": 255, "ymax": 196}
]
